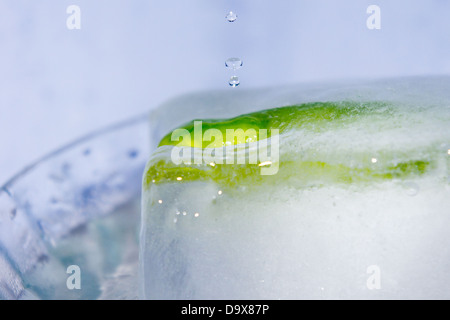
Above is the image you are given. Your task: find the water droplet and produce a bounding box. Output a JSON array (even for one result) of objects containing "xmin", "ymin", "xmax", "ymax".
[
  {"xmin": 371, "ymin": 158, "xmax": 378, "ymax": 164},
  {"xmin": 128, "ymin": 150, "xmax": 139, "ymax": 158},
  {"xmin": 225, "ymin": 58, "xmax": 243, "ymax": 71},
  {"xmin": 218, "ymin": 190, "xmax": 223, "ymax": 195},
  {"xmin": 37, "ymin": 254, "xmax": 49, "ymax": 263},
  {"xmin": 194, "ymin": 212, "xmax": 200, "ymax": 218},
  {"xmin": 226, "ymin": 11, "xmax": 237, "ymax": 22},
  {"xmin": 182, "ymin": 211, "xmax": 187, "ymax": 216},
  {"xmin": 158, "ymin": 199, "xmax": 163, "ymax": 204},
  {"xmin": 403, "ymin": 182, "xmax": 420, "ymax": 196},
  {"xmin": 10, "ymin": 208, "xmax": 16, "ymax": 220},
  {"xmin": 229, "ymin": 75, "xmax": 240, "ymax": 87}
]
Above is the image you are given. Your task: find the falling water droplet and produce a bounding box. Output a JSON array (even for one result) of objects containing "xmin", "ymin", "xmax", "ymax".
[
  {"xmin": 225, "ymin": 57, "xmax": 243, "ymax": 71},
  {"xmin": 226, "ymin": 11, "xmax": 237, "ymax": 22},
  {"xmin": 229, "ymin": 75, "xmax": 240, "ymax": 87}
]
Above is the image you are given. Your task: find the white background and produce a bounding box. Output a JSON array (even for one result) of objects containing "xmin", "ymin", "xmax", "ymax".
[{"xmin": 1, "ymin": 0, "xmax": 449, "ymax": 184}]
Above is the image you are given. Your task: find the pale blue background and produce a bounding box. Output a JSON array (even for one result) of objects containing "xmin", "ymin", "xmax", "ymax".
[{"xmin": 1, "ymin": 0, "xmax": 450, "ymax": 183}]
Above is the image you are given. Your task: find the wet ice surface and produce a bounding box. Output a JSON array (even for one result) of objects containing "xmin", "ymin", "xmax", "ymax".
[{"xmin": 141, "ymin": 77, "xmax": 450, "ymax": 299}]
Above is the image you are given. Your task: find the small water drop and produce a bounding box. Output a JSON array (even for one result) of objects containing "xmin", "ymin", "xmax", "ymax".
[
  {"xmin": 37, "ymin": 254, "xmax": 49, "ymax": 264},
  {"xmin": 229, "ymin": 75, "xmax": 240, "ymax": 87},
  {"xmin": 226, "ymin": 11, "xmax": 237, "ymax": 22},
  {"xmin": 225, "ymin": 57, "xmax": 243, "ymax": 71},
  {"xmin": 10, "ymin": 208, "xmax": 17, "ymax": 220},
  {"xmin": 128, "ymin": 150, "xmax": 139, "ymax": 159}
]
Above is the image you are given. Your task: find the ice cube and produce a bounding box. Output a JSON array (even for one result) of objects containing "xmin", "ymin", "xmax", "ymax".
[{"xmin": 140, "ymin": 77, "xmax": 450, "ymax": 299}]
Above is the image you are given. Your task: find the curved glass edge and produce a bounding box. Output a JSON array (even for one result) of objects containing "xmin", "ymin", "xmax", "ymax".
[{"xmin": 0, "ymin": 113, "xmax": 150, "ymax": 300}]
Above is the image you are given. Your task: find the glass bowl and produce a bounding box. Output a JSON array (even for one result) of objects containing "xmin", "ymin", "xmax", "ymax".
[{"xmin": 0, "ymin": 114, "xmax": 150, "ymax": 300}]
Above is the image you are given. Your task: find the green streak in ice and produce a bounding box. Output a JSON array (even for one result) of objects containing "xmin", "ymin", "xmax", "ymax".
[
  {"xmin": 144, "ymin": 101, "xmax": 432, "ymax": 189},
  {"xmin": 158, "ymin": 101, "xmax": 386, "ymax": 148}
]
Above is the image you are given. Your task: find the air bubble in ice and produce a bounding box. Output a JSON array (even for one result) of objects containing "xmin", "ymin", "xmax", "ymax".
[
  {"xmin": 10, "ymin": 208, "xmax": 16, "ymax": 220},
  {"xmin": 403, "ymin": 182, "xmax": 420, "ymax": 196},
  {"xmin": 128, "ymin": 150, "xmax": 139, "ymax": 159}
]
